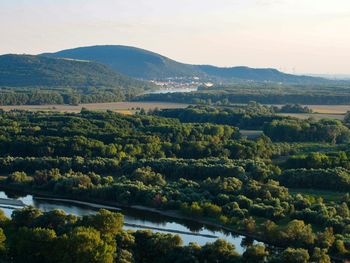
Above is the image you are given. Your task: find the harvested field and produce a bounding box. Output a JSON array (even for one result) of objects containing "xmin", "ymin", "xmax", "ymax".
[
  {"xmin": 0, "ymin": 101, "xmax": 189, "ymax": 113},
  {"xmin": 302, "ymin": 105, "xmax": 350, "ymax": 114}
]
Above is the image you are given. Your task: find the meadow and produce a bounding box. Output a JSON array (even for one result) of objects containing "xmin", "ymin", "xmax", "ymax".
[{"xmin": 0, "ymin": 101, "xmax": 189, "ymax": 113}]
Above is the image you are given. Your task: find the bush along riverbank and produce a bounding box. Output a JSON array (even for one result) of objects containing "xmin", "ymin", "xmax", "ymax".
[{"xmin": 0, "ymin": 172, "xmax": 347, "ymax": 262}]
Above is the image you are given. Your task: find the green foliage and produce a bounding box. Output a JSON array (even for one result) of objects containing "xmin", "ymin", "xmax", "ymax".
[
  {"xmin": 280, "ymin": 168, "xmax": 350, "ymax": 191},
  {"xmin": 9, "ymin": 227, "xmax": 56, "ymax": 263},
  {"xmin": 280, "ymin": 248, "xmax": 310, "ymax": 263},
  {"xmin": 0, "ymin": 110, "xmax": 274, "ymax": 160},
  {"xmin": 242, "ymin": 244, "xmax": 269, "ymax": 263},
  {"xmin": 275, "ymin": 104, "xmax": 313, "ymax": 114},
  {"xmin": 0, "ymin": 54, "xmax": 154, "ymax": 105},
  {"xmin": 133, "ymin": 230, "xmax": 183, "ymax": 263},
  {"xmin": 280, "ymin": 220, "xmax": 315, "ymax": 247},
  {"xmin": 63, "ymin": 226, "xmax": 116, "ymax": 263},
  {"xmin": 6, "ymin": 171, "xmax": 31, "ymax": 184},
  {"xmin": 82, "ymin": 209, "xmax": 123, "ymax": 238},
  {"xmin": 284, "ymin": 151, "xmax": 350, "ymax": 170},
  {"xmin": 264, "ymin": 119, "xmax": 350, "ymax": 143},
  {"xmin": 0, "ymin": 108, "xmax": 349, "ymax": 261},
  {"xmin": 130, "ymin": 167, "xmax": 166, "ymax": 186},
  {"xmin": 199, "ymin": 239, "xmax": 240, "ymax": 263},
  {"xmin": 311, "ymin": 248, "xmax": 331, "ymax": 263},
  {"xmin": 0, "ymin": 228, "xmax": 6, "ymax": 255},
  {"xmin": 154, "ymin": 104, "xmax": 281, "ymax": 130},
  {"xmin": 11, "ymin": 206, "xmax": 43, "ymax": 227}
]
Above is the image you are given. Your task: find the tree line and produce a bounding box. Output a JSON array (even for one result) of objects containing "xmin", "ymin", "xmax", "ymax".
[{"xmin": 0, "ymin": 109, "xmax": 350, "ymax": 261}]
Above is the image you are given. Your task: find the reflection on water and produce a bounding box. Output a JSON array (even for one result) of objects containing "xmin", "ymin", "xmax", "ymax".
[{"xmin": 0, "ymin": 189, "xmax": 251, "ymax": 252}]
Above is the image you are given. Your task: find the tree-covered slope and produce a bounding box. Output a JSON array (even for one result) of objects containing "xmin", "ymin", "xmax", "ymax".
[
  {"xmin": 0, "ymin": 54, "xmax": 155, "ymax": 105},
  {"xmin": 44, "ymin": 45, "xmax": 331, "ymax": 84},
  {"xmin": 196, "ymin": 65, "xmax": 325, "ymax": 84},
  {"xmin": 0, "ymin": 54, "xmax": 152, "ymax": 90},
  {"xmin": 43, "ymin": 45, "xmax": 204, "ymax": 80}
]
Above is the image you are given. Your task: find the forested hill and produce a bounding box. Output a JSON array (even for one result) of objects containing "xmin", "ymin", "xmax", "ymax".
[
  {"xmin": 43, "ymin": 45, "xmax": 204, "ymax": 80},
  {"xmin": 196, "ymin": 65, "xmax": 324, "ymax": 84},
  {"xmin": 0, "ymin": 54, "xmax": 155, "ymax": 105},
  {"xmin": 44, "ymin": 45, "xmax": 331, "ymax": 84},
  {"xmin": 0, "ymin": 54, "xmax": 152, "ymax": 90}
]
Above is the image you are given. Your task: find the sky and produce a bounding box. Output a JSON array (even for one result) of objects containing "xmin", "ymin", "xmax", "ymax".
[{"xmin": 1, "ymin": 0, "xmax": 350, "ymax": 74}]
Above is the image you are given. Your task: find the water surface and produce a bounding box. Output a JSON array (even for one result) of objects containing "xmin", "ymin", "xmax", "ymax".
[{"xmin": 0, "ymin": 190, "xmax": 254, "ymax": 252}]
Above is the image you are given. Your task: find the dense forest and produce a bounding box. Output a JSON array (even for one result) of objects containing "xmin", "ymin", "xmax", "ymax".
[
  {"xmin": 136, "ymin": 82, "xmax": 350, "ymax": 105},
  {"xmin": 154, "ymin": 105, "xmax": 350, "ymax": 143},
  {"xmin": 0, "ymin": 107, "xmax": 350, "ymax": 262},
  {"xmin": 0, "ymin": 55, "xmax": 154, "ymax": 105},
  {"xmin": 0, "ymin": 207, "xmax": 333, "ymax": 263}
]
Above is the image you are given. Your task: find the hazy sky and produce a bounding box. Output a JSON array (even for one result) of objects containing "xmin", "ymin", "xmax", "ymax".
[{"xmin": 1, "ymin": 0, "xmax": 350, "ymax": 74}]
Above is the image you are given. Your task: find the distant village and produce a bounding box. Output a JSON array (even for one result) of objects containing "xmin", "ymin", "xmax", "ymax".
[{"xmin": 149, "ymin": 77, "xmax": 213, "ymax": 90}]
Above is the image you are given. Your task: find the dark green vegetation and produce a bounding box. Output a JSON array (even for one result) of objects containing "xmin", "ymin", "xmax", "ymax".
[
  {"xmin": 45, "ymin": 45, "xmax": 331, "ymax": 84},
  {"xmin": 276, "ymin": 104, "xmax": 313, "ymax": 114},
  {"xmin": 137, "ymin": 82, "xmax": 350, "ymax": 105},
  {"xmin": 155, "ymin": 105, "xmax": 350, "ymax": 143},
  {"xmin": 1, "ymin": 106, "xmax": 350, "ymax": 262},
  {"xmin": 0, "ymin": 54, "xmax": 154, "ymax": 105},
  {"xmin": 0, "ymin": 207, "xmax": 325, "ymax": 263}
]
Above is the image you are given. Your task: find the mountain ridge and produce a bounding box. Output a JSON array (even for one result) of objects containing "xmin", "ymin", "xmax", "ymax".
[
  {"xmin": 0, "ymin": 53, "xmax": 153, "ymax": 90},
  {"xmin": 43, "ymin": 45, "xmax": 331, "ymax": 84},
  {"xmin": 0, "ymin": 53, "xmax": 154, "ymax": 105},
  {"xmin": 43, "ymin": 45, "xmax": 204, "ymax": 80}
]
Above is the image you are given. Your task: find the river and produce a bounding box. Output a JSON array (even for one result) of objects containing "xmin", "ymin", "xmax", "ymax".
[{"xmin": 0, "ymin": 190, "xmax": 254, "ymax": 253}]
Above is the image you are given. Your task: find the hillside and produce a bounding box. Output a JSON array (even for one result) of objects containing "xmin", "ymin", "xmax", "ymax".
[
  {"xmin": 0, "ymin": 54, "xmax": 154, "ymax": 105},
  {"xmin": 0, "ymin": 54, "xmax": 152, "ymax": 89},
  {"xmin": 43, "ymin": 45, "xmax": 204, "ymax": 80},
  {"xmin": 196, "ymin": 65, "xmax": 324, "ymax": 84},
  {"xmin": 44, "ymin": 45, "xmax": 330, "ymax": 84}
]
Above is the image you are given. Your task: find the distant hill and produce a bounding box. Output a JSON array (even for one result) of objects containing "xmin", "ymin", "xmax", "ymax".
[
  {"xmin": 0, "ymin": 54, "xmax": 154, "ymax": 105},
  {"xmin": 43, "ymin": 45, "xmax": 204, "ymax": 80},
  {"xmin": 44, "ymin": 45, "xmax": 331, "ymax": 84},
  {"xmin": 196, "ymin": 65, "xmax": 324, "ymax": 84},
  {"xmin": 0, "ymin": 54, "xmax": 152, "ymax": 89}
]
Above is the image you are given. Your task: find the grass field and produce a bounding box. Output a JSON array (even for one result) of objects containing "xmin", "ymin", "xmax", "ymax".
[
  {"xmin": 240, "ymin": 130, "xmax": 264, "ymax": 139},
  {"xmin": 1, "ymin": 102, "xmax": 349, "ymax": 120},
  {"xmin": 273, "ymin": 104, "xmax": 350, "ymax": 120},
  {"xmin": 305, "ymin": 105, "xmax": 350, "ymax": 114},
  {"xmin": 0, "ymin": 101, "xmax": 189, "ymax": 113}
]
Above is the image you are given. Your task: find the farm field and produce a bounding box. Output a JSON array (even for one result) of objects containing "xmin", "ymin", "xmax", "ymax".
[
  {"xmin": 240, "ymin": 104, "xmax": 350, "ymax": 114},
  {"xmin": 0, "ymin": 101, "xmax": 189, "ymax": 113},
  {"xmin": 305, "ymin": 104, "xmax": 350, "ymax": 114}
]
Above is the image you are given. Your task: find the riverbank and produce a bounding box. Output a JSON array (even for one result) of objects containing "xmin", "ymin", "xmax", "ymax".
[
  {"xmin": 0, "ymin": 184, "xmax": 346, "ymax": 262},
  {"xmin": 0, "ymin": 183, "xmax": 261, "ymax": 241}
]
